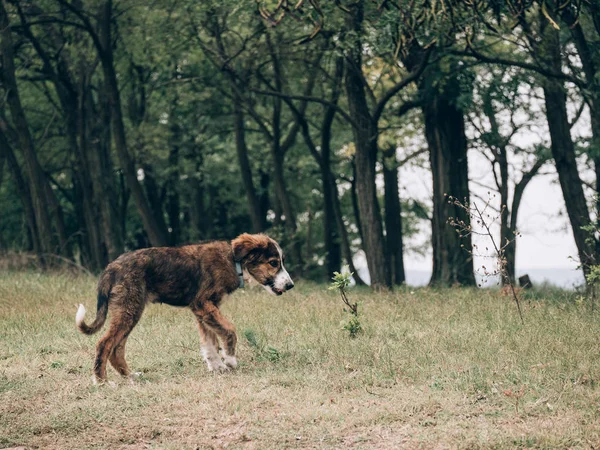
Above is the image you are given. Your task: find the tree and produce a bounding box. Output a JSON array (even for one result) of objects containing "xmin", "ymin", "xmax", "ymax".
[
  {"xmin": 469, "ymin": 66, "xmax": 549, "ymax": 281},
  {"xmin": 57, "ymin": 0, "xmax": 169, "ymax": 247},
  {"xmin": 0, "ymin": 0, "xmax": 57, "ymax": 261}
]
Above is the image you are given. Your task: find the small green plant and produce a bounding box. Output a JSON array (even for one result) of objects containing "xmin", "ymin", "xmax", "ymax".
[
  {"xmin": 49, "ymin": 361, "xmax": 64, "ymax": 369},
  {"xmin": 575, "ymin": 222, "xmax": 600, "ymax": 308},
  {"xmin": 243, "ymin": 329, "xmax": 284, "ymax": 362},
  {"xmin": 329, "ymin": 269, "xmax": 362, "ymax": 338}
]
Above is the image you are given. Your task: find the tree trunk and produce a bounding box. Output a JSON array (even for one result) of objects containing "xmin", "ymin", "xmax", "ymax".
[
  {"xmin": 0, "ymin": 131, "xmax": 43, "ymax": 264},
  {"xmin": 421, "ymin": 70, "xmax": 475, "ymax": 286},
  {"xmin": 320, "ymin": 58, "xmax": 343, "ymax": 278},
  {"xmin": 141, "ymin": 162, "xmax": 168, "ymax": 241},
  {"xmin": 382, "ymin": 148, "xmax": 406, "ymax": 285},
  {"xmin": 189, "ymin": 175, "xmax": 208, "ymax": 241},
  {"xmin": 82, "ymin": 78, "xmax": 123, "ymax": 261},
  {"xmin": 208, "ymin": 16, "xmax": 266, "ymax": 234},
  {"xmin": 560, "ymin": 8, "xmax": 600, "ymax": 232},
  {"xmin": 271, "ymin": 142, "xmax": 304, "ymax": 273},
  {"xmin": 0, "ymin": 1, "xmax": 56, "ymax": 256},
  {"xmin": 98, "ymin": 0, "xmax": 168, "ymax": 247},
  {"xmin": 166, "ymin": 132, "xmax": 181, "ymax": 245},
  {"xmin": 265, "ymin": 32, "xmax": 305, "ymax": 275},
  {"xmin": 330, "ymin": 171, "xmax": 366, "ymax": 285},
  {"xmin": 321, "ymin": 145, "xmax": 342, "ymax": 278},
  {"xmin": 541, "ymin": 23, "xmax": 595, "ymax": 273},
  {"xmin": 0, "ymin": 151, "xmax": 4, "ymax": 252},
  {"xmin": 232, "ymin": 95, "xmax": 266, "ymax": 232},
  {"xmin": 344, "ymin": 5, "xmax": 390, "ymax": 289},
  {"xmin": 498, "ymin": 141, "xmax": 513, "ymax": 282}
]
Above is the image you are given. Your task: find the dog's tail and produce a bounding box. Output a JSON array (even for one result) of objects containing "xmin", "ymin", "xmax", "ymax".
[{"xmin": 76, "ymin": 270, "xmax": 113, "ymax": 335}]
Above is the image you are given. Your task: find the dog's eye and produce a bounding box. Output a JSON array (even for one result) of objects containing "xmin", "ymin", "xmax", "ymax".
[{"xmin": 269, "ymin": 260, "xmax": 278, "ymax": 268}]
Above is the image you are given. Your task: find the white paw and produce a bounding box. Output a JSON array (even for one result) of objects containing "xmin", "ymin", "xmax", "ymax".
[
  {"xmin": 222, "ymin": 355, "xmax": 238, "ymax": 369},
  {"xmin": 128, "ymin": 372, "xmax": 143, "ymax": 384}
]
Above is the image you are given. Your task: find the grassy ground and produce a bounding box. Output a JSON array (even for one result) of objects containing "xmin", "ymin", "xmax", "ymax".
[{"xmin": 1, "ymin": 271, "xmax": 599, "ymax": 449}]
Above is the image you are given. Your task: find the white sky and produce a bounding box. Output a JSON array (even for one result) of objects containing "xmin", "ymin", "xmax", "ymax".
[
  {"xmin": 399, "ymin": 153, "xmax": 580, "ymax": 272},
  {"xmin": 386, "ymin": 76, "xmax": 592, "ymax": 287}
]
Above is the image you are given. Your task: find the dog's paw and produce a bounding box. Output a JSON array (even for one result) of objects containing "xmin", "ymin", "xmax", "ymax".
[
  {"xmin": 92, "ymin": 375, "xmax": 117, "ymax": 387},
  {"xmin": 92, "ymin": 375, "xmax": 107, "ymax": 386},
  {"xmin": 128, "ymin": 372, "xmax": 143, "ymax": 384},
  {"xmin": 222, "ymin": 355, "xmax": 238, "ymax": 369}
]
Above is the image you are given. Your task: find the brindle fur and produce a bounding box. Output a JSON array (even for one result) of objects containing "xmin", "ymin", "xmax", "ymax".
[{"xmin": 76, "ymin": 233, "xmax": 288, "ymax": 383}]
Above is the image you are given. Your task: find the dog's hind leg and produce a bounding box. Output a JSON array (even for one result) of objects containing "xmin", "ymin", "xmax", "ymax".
[
  {"xmin": 194, "ymin": 316, "xmax": 228, "ymax": 371},
  {"xmin": 109, "ymin": 336, "xmax": 131, "ymax": 377},
  {"xmin": 94, "ymin": 289, "xmax": 145, "ymax": 383}
]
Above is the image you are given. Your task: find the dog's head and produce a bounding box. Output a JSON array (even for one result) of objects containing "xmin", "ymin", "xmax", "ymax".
[{"xmin": 232, "ymin": 233, "xmax": 294, "ymax": 295}]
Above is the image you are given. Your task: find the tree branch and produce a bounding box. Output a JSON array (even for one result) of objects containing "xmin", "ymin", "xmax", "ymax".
[
  {"xmin": 250, "ymin": 88, "xmax": 359, "ymax": 130},
  {"xmin": 372, "ymin": 47, "xmax": 432, "ymax": 123},
  {"xmin": 450, "ymin": 47, "xmax": 586, "ymax": 89}
]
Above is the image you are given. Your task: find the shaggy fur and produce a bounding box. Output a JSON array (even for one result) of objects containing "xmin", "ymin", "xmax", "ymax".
[{"xmin": 76, "ymin": 233, "xmax": 293, "ymax": 382}]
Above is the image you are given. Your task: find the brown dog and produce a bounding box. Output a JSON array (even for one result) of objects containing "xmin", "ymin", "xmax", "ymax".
[{"xmin": 75, "ymin": 233, "xmax": 294, "ymax": 383}]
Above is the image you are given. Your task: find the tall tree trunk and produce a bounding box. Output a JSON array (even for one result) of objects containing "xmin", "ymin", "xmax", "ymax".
[
  {"xmin": 43, "ymin": 177, "xmax": 71, "ymax": 257},
  {"xmin": 344, "ymin": 5, "xmax": 390, "ymax": 289},
  {"xmin": 560, "ymin": 8, "xmax": 600, "ymax": 230},
  {"xmin": 497, "ymin": 141, "xmax": 513, "ymax": 282},
  {"xmin": 329, "ymin": 172, "xmax": 366, "ymax": 285},
  {"xmin": 265, "ymin": 32, "xmax": 305, "ymax": 275},
  {"xmin": 141, "ymin": 162, "xmax": 168, "ymax": 241},
  {"xmin": 62, "ymin": 94, "xmax": 103, "ymax": 269},
  {"xmin": 82, "ymin": 78, "xmax": 123, "ymax": 261},
  {"xmin": 0, "ymin": 1, "xmax": 56, "ymax": 256},
  {"xmin": 0, "ymin": 151, "xmax": 4, "ymax": 252},
  {"xmin": 320, "ymin": 58, "xmax": 343, "ymax": 278},
  {"xmin": 541, "ymin": 23, "xmax": 595, "ymax": 273},
  {"xmin": 505, "ymin": 158, "xmax": 545, "ymax": 283},
  {"xmin": 98, "ymin": 0, "xmax": 168, "ymax": 247},
  {"xmin": 166, "ymin": 133, "xmax": 181, "ymax": 246},
  {"xmin": 232, "ymin": 95, "xmax": 266, "ymax": 232},
  {"xmin": 349, "ymin": 162, "xmax": 364, "ymax": 245},
  {"xmin": 259, "ymin": 170, "xmax": 271, "ymax": 223},
  {"xmin": 208, "ymin": 16, "xmax": 266, "ymax": 234},
  {"xmin": 271, "ymin": 142, "xmax": 304, "ymax": 274},
  {"xmin": 321, "ymin": 141, "xmax": 342, "ymax": 279},
  {"xmin": 0, "ymin": 131, "xmax": 43, "ymax": 264},
  {"xmin": 382, "ymin": 148, "xmax": 406, "ymax": 285},
  {"xmin": 189, "ymin": 171, "xmax": 208, "ymax": 240},
  {"xmin": 420, "ymin": 69, "xmax": 475, "ymax": 286}
]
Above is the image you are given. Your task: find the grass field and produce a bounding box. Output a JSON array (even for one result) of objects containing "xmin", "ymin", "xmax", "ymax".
[{"xmin": 1, "ymin": 271, "xmax": 599, "ymax": 449}]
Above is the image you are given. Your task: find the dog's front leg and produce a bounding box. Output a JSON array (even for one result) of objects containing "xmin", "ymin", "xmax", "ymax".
[
  {"xmin": 193, "ymin": 304, "xmax": 238, "ymax": 370},
  {"xmin": 198, "ymin": 304, "xmax": 238, "ymax": 369},
  {"xmin": 194, "ymin": 318, "xmax": 228, "ymax": 371}
]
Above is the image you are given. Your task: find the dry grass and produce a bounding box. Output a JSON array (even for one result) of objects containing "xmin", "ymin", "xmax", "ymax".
[{"xmin": 1, "ymin": 271, "xmax": 599, "ymax": 449}]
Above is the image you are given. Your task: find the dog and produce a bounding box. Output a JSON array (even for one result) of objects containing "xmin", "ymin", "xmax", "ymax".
[{"xmin": 75, "ymin": 233, "xmax": 294, "ymax": 383}]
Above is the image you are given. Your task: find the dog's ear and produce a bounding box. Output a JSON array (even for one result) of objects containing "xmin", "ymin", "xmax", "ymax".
[{"xmin": 232, "ymin": 233, "xmax": 270, "ymax": 261}]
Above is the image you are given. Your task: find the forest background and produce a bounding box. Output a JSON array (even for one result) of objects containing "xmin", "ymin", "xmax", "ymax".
[{"xmin": 1, "ymin": 0, "xmax": 599, "ymax": 290}]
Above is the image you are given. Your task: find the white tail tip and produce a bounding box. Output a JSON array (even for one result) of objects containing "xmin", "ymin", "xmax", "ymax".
[{"xmin": 76, "ymin": 304, "xmax": 86, "ymax": 326}]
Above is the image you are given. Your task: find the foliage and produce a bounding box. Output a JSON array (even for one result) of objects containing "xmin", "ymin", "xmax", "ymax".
[
  {"xmin": 580, "ymin": 222, "xmax": 600, "ymax": 306},
  {"xmin": 0, "ymin": 0, "xmax": 597, "ymax": 288},
  {"xmin": 329, "ymin": 269, "xmax": 362, "ymax": 338}
]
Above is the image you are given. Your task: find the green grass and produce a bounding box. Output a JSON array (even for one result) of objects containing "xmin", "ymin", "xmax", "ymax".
[{"xmin": 1, "ymin": 271, "xmax": 599, "ymax": 449}]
